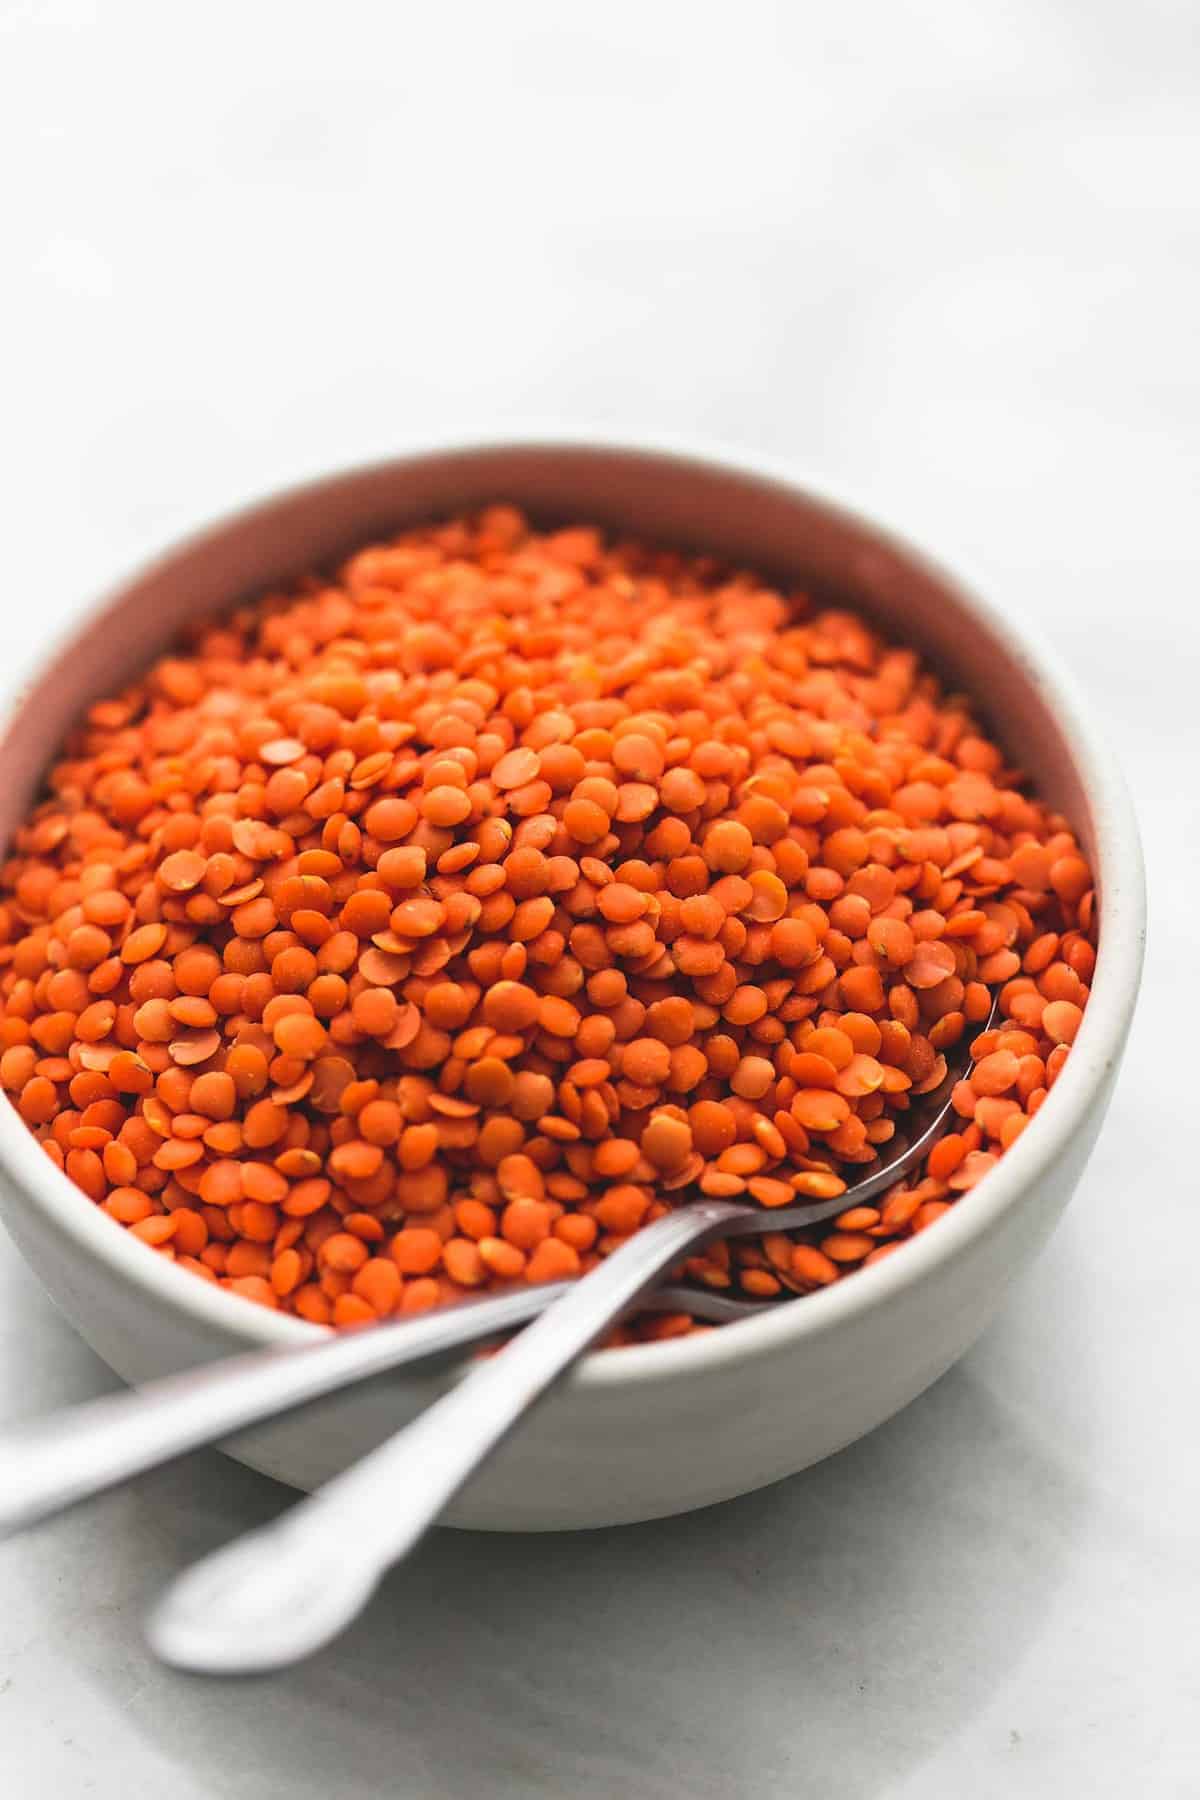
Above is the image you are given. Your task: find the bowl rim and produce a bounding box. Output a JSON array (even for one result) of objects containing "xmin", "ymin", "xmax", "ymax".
[{"xmin": 0, "ymin": 433, "xmax": 1147, "ymax": 1390}]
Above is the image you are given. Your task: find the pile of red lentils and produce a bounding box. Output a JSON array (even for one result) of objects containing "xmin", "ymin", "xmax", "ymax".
[{"xmin": 0, "ymin": 509, "xmax": 1095, "ymax": 1340}]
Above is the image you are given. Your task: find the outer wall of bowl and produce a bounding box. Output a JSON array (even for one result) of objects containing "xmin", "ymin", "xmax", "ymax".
[{"xmin": 0, "ymin": 441, "xmax": 1146, "ymax": 1530}]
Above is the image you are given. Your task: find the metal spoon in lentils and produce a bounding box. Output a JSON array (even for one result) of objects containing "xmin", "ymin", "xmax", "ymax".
[{"xmin": 146, "ymin": 995, "xmax": 997, "ymax": 1674}]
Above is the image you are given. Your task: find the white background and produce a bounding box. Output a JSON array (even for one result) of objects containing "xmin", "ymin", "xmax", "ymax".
[{"xmin": 0, "ymin": 4, "xmax": 1196, "ymax": 1796}]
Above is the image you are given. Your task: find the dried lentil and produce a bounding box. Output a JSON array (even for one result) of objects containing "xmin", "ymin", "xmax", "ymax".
[{"xmin": 0, "ymin": 508, "xmax": 1097, "ymax": 1339}]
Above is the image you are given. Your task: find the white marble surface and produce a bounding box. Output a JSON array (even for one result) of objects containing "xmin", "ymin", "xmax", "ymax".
[{"xmin": 0, "ymin": 3, "xmax": 1195, "ymax": 1795}]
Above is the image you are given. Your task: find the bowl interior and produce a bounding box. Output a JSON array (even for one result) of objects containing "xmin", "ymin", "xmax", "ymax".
[{"xmin": 0, "ymin": 441, "xmax": 1142, "ymax": 1376}]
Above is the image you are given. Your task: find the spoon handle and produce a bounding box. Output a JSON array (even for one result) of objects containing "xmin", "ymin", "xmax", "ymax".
[
  {"xmin": 146, "ymin": 1198, "xmax": 748, "ymax": 1673},
  {"xmin": 0, "ymin": 1282, "xmax": 574, "ymax": 1538},
  {"xmin": 0, "ymin": 1277, "xmax": 759, "ymax": 1540}
]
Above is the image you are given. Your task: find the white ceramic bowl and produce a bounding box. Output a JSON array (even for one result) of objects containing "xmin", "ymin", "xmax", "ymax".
[{"xmin": 0, "ymin": 442, "xmax": 1145, "ymax": 1529}]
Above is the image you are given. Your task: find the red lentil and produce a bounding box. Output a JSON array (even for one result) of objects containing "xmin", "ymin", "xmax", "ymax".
[{"xmin": 0, "ymin": 509, "xmax": 1096, "ymax": 1333}]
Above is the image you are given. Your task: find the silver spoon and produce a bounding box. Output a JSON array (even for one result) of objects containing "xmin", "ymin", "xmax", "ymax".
[
  {"xmin": 148, "ymin": 1008, "xmax": 992, "ymax": 1674},
  {"xmin": 0, "ymin": 1283, "xmax": 754, "ymax": 1540}
]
